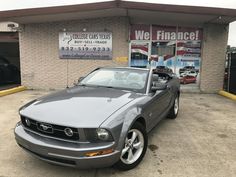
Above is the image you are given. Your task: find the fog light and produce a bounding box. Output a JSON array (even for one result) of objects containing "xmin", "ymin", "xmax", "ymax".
[{"xmin": 85, "ymin": 149, "xmax": 114, "ymax": 157}]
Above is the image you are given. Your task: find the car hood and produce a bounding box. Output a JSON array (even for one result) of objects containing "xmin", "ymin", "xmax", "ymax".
[{"xmin": 20, "ymin": 86, "xmax": 142, "ymax": 128}]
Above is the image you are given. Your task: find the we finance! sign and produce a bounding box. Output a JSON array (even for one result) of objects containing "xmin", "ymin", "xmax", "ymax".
[{"xmin": 130, "ymin": 25, "xmax": 203, "ymax": 41}]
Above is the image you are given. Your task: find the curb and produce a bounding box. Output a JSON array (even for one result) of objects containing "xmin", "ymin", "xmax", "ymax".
[
  {"xmin": 218, "ymin": 90, "xmax": 236, "ymax": 101},
  {"xmin": 0, "ymin": 86, "xmax": 27, "ymax": 97}
]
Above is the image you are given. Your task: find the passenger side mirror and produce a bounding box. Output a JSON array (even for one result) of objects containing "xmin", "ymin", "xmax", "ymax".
[{"xmin": 151, "ymin": 82, "xmax": 167, "ymax": 92}]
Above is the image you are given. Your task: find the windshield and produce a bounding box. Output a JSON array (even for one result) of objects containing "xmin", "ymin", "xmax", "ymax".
[{"xmin": 80, "ymin": 68, "xmax": 149, "ymax": 93}]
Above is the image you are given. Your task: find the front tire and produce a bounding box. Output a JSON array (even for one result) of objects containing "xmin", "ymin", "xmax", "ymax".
[
  {"xmin": 167, "ymin": 95, "xmax": 179, "ymax": 119},
  {"xmin": 114, "ymin": 122, "xmax": 148, "ymax": 170}
]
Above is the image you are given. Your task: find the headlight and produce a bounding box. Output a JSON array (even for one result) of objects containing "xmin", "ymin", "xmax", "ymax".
[
  {"xmin": 96, "ymin": 128, "xmax": 110, "ymax": 141},
  {"xmin": 84, "ymin": 128, "xmax": 113, "ymax": 142}
]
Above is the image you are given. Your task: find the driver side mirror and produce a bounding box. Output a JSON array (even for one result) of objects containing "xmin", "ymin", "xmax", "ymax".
[{"xmin": 151, "ymin": 82, "xmax": 167, "ymax": 92}]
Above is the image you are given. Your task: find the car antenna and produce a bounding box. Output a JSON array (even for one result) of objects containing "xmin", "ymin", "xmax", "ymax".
[{"xmin": 66, "ymin": 58, "xmax": 69, "ymax": 89}]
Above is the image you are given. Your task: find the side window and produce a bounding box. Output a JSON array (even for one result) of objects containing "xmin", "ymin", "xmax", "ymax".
[
  {"xmin": 152, "ymin": 74, "xmax": 159, "ymax": 82},
  {"xmin": 152, "ymin": 74, "xmax": 159, "ymax": 87},
  {"xmin": 152, "ymin": 73, "xmax": 170, "ymax": 85}
]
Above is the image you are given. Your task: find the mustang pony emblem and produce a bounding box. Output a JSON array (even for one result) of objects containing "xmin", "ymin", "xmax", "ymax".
[{"xmin": 37, "ymin": 123, "xmax": 53, "ymax": 133}]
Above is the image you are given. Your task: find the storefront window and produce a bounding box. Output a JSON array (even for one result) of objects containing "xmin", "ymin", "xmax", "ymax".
[
  {"xmin": 176, "ymin": 41, "xmax": 201, "ymax": 85},
  {"xmin": 130, "ymin": 42, "xmax": 149, "ymax": 68},
  {"xmin": 129, "ymin": 24, "xmax": 203, "ymax": 87},
  {"xmin": 151, "ymin": 41, "xmax": 176, "ymax": 71}
]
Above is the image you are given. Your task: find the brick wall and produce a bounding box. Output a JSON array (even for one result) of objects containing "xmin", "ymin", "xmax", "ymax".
[
  {"xmin": 19, "ymin": 17, "xmax": 229, "ymax": 92},
  {"xmin": 200, "ymin": 23, "xmax": 229, "ymax": 93},
  {"xmin": 19, "ymin": 17, "xmax": 129, "ymax": 89}
]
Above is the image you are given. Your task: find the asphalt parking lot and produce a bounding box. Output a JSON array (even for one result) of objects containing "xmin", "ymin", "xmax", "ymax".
[{"xmin": 0, "ymin": 91, "xmax": 236, "ymax": 177}]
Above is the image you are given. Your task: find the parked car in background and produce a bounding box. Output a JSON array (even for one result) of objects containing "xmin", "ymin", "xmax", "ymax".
[
  {"xmin": 179, "ymin": 75, "xmax": 196, "ymax": 84},
  {"xmin": 154, "ymin": 65, "xmax": 173, "ymax": 74},
  {"xmin": 15, "ymin": 67, "xmax": 180, "ymax": 170},
  {"xmin": 180, "ymin": 70, "xmax": 198, "ymax": 77},
  {"xmin": 179, "ymin": 66, "xmax": 199, "ymax": 75},
  {"xmin": 0, "ymin": 56, "xmax": 20, "ymax": 85}
]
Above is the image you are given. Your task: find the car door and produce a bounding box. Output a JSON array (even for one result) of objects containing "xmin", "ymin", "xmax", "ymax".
[{"xmin": 145, "ymin": 73, "xmax": 172, "ymax": 129}]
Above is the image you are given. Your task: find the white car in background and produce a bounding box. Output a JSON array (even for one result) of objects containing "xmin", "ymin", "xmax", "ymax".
[{"xmin": 180, "ymin": 70, "xmax": 198, "ymax": 77}]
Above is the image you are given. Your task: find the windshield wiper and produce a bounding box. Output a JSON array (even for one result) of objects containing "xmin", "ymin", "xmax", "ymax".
[
  {"xmin": 78, "ymin": 83, "xmax": 87, "ymax": 87},
  {"xmin": 98, "ymin": 85, "xmax": 133, "ymax": 92},
  {"xmin": 78, "ymin": 84, "xmax": 103, "ymax": 88},
  {"xmin": 103, "ymin": 86, "xmax": 114, "ymax": 88}
]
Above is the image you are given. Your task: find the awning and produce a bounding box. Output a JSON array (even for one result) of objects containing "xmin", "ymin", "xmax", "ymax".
[{"xmin": 0, "ymin": 0, "xmax": 236, "ymax": 25}]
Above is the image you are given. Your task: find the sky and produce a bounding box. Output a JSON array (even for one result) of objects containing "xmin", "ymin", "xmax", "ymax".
[{"xmin": 0, "ymin": 0, "xmax": 236, "ymax": 46}]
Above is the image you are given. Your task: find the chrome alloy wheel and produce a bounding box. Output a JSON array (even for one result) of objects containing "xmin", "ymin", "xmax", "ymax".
[
  {"xmin": 120, "ymin": 129, "xmax": 144, "ymax": 164},
  {"xmin": 174, "ymin": 97, "xmax": 179, "ymax": 115}
]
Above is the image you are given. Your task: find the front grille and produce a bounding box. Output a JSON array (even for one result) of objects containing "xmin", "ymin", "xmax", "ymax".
[{"xmin": 21, "ymin": 116, "xmax": 79, "ymax": 141}]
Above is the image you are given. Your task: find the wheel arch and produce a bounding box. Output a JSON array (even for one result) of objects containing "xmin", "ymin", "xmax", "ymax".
[
  {"xmin": 133, "ymin": 116, "xmax": 146, "ymax": 130},
  {"xmin": 116, "ymin": 114, "xmax": 147, "ymax": 151},
  {"xmin": 114, "ymin": 115, "xmax": 148, "ymax": 170}
]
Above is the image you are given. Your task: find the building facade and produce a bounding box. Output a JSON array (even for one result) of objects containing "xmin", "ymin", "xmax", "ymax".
[
  {"xmin": 0, "ymin": 1, "xmax": 235, "ymax": 92},
  {"xmin": 19, "ymin": 17, "xmax": 129, "ymax": 89}
]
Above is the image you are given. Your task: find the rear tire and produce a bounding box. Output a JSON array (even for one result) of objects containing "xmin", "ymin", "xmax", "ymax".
[
  {"xmin": 114, "ymin": 122, "xmax": 147, "ymax": 171},
  {"xmin": 167, "ymin": 95, "xmax": 179, "ymax": 119}
]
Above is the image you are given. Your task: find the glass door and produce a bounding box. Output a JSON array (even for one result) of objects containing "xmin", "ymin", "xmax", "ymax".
[
  {"xmin": 150, "ymin": 41, "xmax": 176, "ymax": 73},
  {"xmin": 129, "ymin": 41, "xmax": 150, "ymax": 68}
]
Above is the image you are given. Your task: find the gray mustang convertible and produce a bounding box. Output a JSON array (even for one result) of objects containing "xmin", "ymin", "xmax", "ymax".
[{"xmin": 15, "ymin": 67, "xmax": 180, "ymax": 170}]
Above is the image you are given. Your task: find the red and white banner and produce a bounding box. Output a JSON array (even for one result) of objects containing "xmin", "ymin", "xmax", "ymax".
[
  {"xmin": 131, "ymin": 44, "xmax": 148, "ymax": 55},
  {"xmin": 176, "ymin": 41, "xmax": 201, "ymax": 57}
]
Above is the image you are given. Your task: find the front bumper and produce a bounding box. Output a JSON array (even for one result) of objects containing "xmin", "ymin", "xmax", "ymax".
[{"xmin": 14, "ymin": 123, "xmax": 120, "ymax": 168}]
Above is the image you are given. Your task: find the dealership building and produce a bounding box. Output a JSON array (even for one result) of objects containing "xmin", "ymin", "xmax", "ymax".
[{"xmin": 0, "ymin": 0, "xmax": 236, "ymax": 92}]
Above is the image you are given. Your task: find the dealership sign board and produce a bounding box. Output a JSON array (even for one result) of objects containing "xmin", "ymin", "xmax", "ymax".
[
  {"xmin": 59, "ymin": 32, "xmax": 112, "ymax": 59},
  {"xmin": 130, "ymin": 25, "xmax": 203, "ymax": 41}
]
